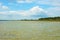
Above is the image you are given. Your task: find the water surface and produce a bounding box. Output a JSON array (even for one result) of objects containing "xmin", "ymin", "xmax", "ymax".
[{"xmin": 0, "ymin": 21, "xmax": 60, "ymax": 40}]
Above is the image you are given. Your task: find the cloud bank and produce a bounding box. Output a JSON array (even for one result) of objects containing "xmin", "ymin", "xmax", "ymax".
[{"xmin": 0, "ymin": 6, "xmax": 48, "ymax": 20}]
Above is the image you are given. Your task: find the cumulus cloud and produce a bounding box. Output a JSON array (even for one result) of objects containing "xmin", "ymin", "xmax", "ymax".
[{"xmin": 29, "ymin": 6, "xmax": 47, "ymax": 13}]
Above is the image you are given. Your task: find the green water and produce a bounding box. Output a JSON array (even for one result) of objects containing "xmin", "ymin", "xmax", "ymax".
[{"xmin": 0, "ymin": 21, "xmax": 60, "ymax": 40}]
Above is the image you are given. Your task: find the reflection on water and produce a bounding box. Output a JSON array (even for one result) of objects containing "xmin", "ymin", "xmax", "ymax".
[{"xmin": 0, "ymin": 21, "xmax": 60, "ymax": 40}]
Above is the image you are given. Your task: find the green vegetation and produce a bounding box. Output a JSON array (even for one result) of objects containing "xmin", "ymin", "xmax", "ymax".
[{"xmin": 38, "ymin": 17, "xmax": 60, "ymax": 21}]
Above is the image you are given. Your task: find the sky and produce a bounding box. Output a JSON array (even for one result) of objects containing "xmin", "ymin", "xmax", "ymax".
[{"xmin": 0, "ymin": 0, "xmax": 60, "ymax": 20}]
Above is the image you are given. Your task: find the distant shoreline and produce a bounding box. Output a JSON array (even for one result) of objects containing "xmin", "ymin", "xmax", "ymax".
[
  {"xmin": 0, "ymin": 20, "xmax": 60, "ymax": 22},
  {"xmin": 0, "ymin": 17, "xmax": 60, "ymax": 21}
]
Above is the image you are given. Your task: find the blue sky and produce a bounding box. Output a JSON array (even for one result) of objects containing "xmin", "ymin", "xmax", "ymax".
[{"xmin": 0, "ymin": 0, "xmax": 60, "ymax": 20}]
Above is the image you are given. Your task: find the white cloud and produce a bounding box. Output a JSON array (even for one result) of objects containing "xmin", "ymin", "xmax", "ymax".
[
  {"xmin": 25, "ymin": 0, "xmax": 34, "ymax": 3},
  {"xmin": 0, "ymin": 3, "xmax": 9, "ymax": 11},
  {"xmin": 17, "ymin": 0, "xmax": 25, "ymax": 3},
  {"xmin": 0, "ymin": 6, "xmax": 48, "ymax": 19},
  {"xmin": 30, "ymin": 6, "xmax": 46, "ymax": 12},
  {"xmin": 37, "ymin": 0, "xmax": 60, "ymax": 7},
  {"xmin": 10, "ymin": 6, "xmax": 46, "ymax": 16},
  {"xmin": 16, "ymin": 0, "xmax": 60, "ymax": 7},
  {"xmin": 17, "ymin": 0, "xmax": 34, "ymax": 3},
  {"xmin": 17, "ymin": 0, "xmax": 60, "ymax": 6},
  {"xmin": 29, "ymin": 6, "xmax": 47, "ymax": 15},
  {"xmin": 2, "ymin": 6, "xmax": 8, "ymax": 10}
]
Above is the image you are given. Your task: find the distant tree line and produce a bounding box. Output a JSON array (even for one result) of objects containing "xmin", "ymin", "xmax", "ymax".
[
  {"xmin": 38, "ymin": 17, "xmax": 60, "ymax": 21},
  {"xmin": 20, "ymin": 17, "xmax": 60, "ymax": 21}
]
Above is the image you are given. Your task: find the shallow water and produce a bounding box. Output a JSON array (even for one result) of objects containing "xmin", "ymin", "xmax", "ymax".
[{"xmin": 0, "ymin": 21, "xmax": 60, "ymax": 40}]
